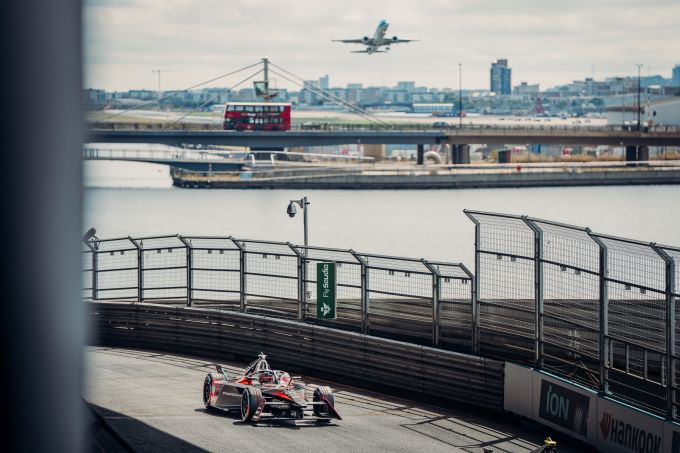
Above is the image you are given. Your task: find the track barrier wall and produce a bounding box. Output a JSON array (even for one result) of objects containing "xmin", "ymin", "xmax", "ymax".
[
  {"xmin": 87, "ymin": 301, "xmax": 504, "ymax": 410},
  {"xmin": 83, "ymin": 214, "xmax": 680, "ymax": 437}
]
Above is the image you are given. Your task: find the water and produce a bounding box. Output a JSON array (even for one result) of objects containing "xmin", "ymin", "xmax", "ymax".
[{"xmin": 84, "ymin": 161, "xmax": 680, "ymax": 267}]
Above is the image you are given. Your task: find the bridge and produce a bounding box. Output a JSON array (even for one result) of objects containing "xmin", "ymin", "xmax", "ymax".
[{"xmin": 86, "ymin": 124, "xmax": 680, "ymax": 147}]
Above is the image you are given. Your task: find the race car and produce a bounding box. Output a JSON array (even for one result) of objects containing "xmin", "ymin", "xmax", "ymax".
[{"xmin": 202, "ymin": 352, "xmax": 341, "ymax": 423}]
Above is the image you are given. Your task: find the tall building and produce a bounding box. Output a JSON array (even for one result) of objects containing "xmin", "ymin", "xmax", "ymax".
[
  {"xmin": 672, "ymin": 64, "xmax": 680, "ymax": 87},
  {"xmin": 319, "ymin": 74, "xmax": 329, "ymax": 90},
  {"xmin": 490, "ymin": 59, "xmax": 512, "ymax": 95}
]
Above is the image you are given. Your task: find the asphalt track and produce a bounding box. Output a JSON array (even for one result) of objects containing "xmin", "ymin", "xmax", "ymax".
[{"xmin": 84, "ymin": 347, "xmax": 582, "ymax": 452}]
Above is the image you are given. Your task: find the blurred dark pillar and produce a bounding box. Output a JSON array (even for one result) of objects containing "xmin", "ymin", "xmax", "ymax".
[
  {"xmin": 416, "ymin": 144, "xmax": 424, "ymax": 165},
  {"xmin": 637, "ymin": 145, "xmax": 649, "ymax": 162},
  {"xmin": 454, "ymin": 144, "xmax": 470, "ymax": 164},
  {"xmin": 1, "ymin": 1, "xmax": 83, "ymax": 452},
  {"xmin": 625, "ymin": 145, "xmax": 638, "ymax": 162}
]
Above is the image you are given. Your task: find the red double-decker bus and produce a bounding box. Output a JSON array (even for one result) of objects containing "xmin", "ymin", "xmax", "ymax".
[{"xmin": 223, "ymin": 102, "xmax": 291, "ymax": 131}]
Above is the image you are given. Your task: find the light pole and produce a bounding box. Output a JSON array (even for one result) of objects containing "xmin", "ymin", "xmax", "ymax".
[
  {"xmin": 636, "ymin": 63, "xmax": 643, "ymax": 130},
  {"xmin": 287, "ymin": 197, "xmax": 310, "ymax": 248},
  {"xmin": 152, "ymin": 69, "xmax": 162, "ymax": 99},
  {"xmin": 458, "ymin": 63, "xmax": 463, "ymax": 128}
]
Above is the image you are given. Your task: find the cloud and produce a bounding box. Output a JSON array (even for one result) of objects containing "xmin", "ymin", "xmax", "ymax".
[{"xmin": 84, "ymin": 0, "xmax": 680, "ymax": 91}]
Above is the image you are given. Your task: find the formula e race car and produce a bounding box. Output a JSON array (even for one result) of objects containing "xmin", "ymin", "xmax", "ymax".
[{"xmin": 202, "ymin": 353, "xmax": 341, "ymax": 423}]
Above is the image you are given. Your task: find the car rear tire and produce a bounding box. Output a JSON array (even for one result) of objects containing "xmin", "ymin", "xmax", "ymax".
[
  {"xmin": 241, "ymin": 387, "xmax": 264, "ymax": 422},
  {"xmin": 313, "ymin": 386, "xmax": 334, "ymax": 418},
  {"xmin": 203, "ymin": 375, "xmax": 213, "ymax": 409}
]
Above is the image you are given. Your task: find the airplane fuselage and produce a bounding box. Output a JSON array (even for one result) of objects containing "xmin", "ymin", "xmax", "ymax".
[{"xmin": 367, "ymin": 21, "xmax": 389, "ymax": 54}]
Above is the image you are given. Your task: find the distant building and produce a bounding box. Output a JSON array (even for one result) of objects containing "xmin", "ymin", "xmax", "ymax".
[
  {"xmin": 127, "ymin": 89, "xmax": 156, "ymax": 100},
  {"xmin": 490, "ymin": 59, "xmax": 512, "ymax": 95},
  {"xmin": 412, "ymin": 103, "xmax": 454, "ymax": 114},
  {"xmin": 302, "ymin": 80, "xmax": 320, "ymax": 105},
  {"xmin": 673, "ymin": 64, "xmax": 680, "ymax": 87},
  {"xmin": 605, "ymin": 95, "xmax": 680, "ymax": 126},
  {"xmin": 319, "ymin": 75, "xmax": 329, "ymax": 90},
  {"xmin": 396, "ymin": 81, "xmax": 415, "ymax": 92},
  {"xmin": 513, "ymin": 82, "xmax": 539, "ymax": 97}
]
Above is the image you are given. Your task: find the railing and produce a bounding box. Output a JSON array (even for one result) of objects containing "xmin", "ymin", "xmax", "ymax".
[
  {"xmin": 464, "ymin": 210, "xmax": 679, "ymax": 420},
  {"xmin": 82, "ymin": 236, "xmax": 474, "ymax": 352},
  {"xmin": 86, "ymin": 121, "xmax": 680, "ymax": 134}
]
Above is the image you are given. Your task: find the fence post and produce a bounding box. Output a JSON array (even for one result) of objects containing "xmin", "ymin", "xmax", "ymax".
[
  {"xmin": 287, "ymin": 243, "xmax": 306, "ymax": 323},
  {"xmin": 459, "ymin": 263, "xmax": 476, "ymax": 354},
  {"xmin": 84, "ymin": 240, "xmax": 98, "ymax": 301},
  {"xmin": 422, "ymin": 260, "xmax": 441, "ymax": 348},
  {"xmin": 178, "ymin": 236, "xmax": 192, "ymax": 307},
  {"xmin": 523, "ymin": 217, "xmax": 544, "ymax": 369},
  {"xmin": 351, "ymin": 251, "xmax": 369, "ymax": 335},
  {"xmin": 589, "ymin": 231, "xmax": 609, "ymax": 395},
  {"xmin": 230, "ymin": 238, "xmax": 247, "ymax": 313},
  {"xmin": 129, "ymin": 237, "xmax": 143, "ymax": 303},
  {"xmin": 464, "ymin": 210, "xmax": 481, "ymax": 355},
  {"xmin": 653, "ymin": 244, "xmax": 676, "ymax": 420}
]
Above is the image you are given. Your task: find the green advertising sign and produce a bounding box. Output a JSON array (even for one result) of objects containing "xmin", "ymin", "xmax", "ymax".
[{"xmin": 316, "ymin": 262, "xmax": 336, "ymax": 319}]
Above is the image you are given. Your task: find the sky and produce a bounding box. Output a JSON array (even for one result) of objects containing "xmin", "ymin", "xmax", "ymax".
[{"xmin": 84, "ymin": 0, "xmax": 680, "ymax": 92}]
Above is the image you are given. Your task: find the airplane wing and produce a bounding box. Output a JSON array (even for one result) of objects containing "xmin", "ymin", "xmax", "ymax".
[
  {"xmin": 332, "ymin": 38, "xmax": 372, "ymax": 44},
  {"xmin": 383, "ymin": 38, "xmax": 417, "ymax": 44}
]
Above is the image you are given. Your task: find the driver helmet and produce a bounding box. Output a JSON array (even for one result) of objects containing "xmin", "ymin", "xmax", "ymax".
[{"xmin": 259, "ymin": 371, "xmax": 274, "ymax": 384}]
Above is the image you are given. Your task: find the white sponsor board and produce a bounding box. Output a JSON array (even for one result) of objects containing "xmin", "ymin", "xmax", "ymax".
[
  {"xmin": 597, "ymin": 398, "xmax": 663, "ymax": 453},
  {"xmin": 504, "ymin": 363, "xmax": 598, "ymax": 444},
  {"xmin": 504, "ymin": 363, "xmax": 680, "ymax": 452}
]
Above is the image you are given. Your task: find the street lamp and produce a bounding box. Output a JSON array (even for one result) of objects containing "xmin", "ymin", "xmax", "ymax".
[
  {"xmin": 287, "ymin": 196, "xmax": 310, "ymax": 248},
  {"xmin": 458, "ymin": 63, "xmax": 463, "ymax": 128},
  {"xmin": 636, "ymin": 63, "xmax": 643, "ymax": 130}
]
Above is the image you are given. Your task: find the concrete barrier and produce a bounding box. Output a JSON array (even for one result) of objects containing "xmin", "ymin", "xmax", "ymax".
[{"xmin": 87, "ymin": 301, "xmax": 504, "ymax": 411}]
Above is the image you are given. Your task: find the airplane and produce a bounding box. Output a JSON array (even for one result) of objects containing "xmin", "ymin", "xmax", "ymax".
[{"xmin": 333, "ymin": 20, "xmax": 416, "ymax": 54}]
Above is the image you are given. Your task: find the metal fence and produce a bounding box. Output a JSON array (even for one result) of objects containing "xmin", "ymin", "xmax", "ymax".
[
  {"xmin": 87, "ymin": 121, "xmax": 680, "ymax": 134},
  {"xmin": 464, "ymin": 210, "xmax": 679, "ymax": 419},
  {"xmin": 82, "ymin": 235, "xmax": 474, "ymax": 352}
]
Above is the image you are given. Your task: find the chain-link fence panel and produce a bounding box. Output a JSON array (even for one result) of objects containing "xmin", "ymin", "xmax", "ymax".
[
  {"xmin": 184, "ymin": 237, "xmax": 240, "ymax": 309},
  {"xmin": 530, "ymin": 219, "xmax": 601, "ymax": 389},
  {"xmin": 93, "ymin": 238, "xmax": 139, "ymax": 301},
  {"xmin": 468, "ymin": 212, "xmax": 536, "ymax": 364},
  {"xmin": 429, "ymin": 261, "xmax": 473, "ymax": 352},
  {"xmin": 595, "ymin": 235, "xmax": 668, "ymax": 415},
  {"xmin": 361, "ymin": 254, "xmax": 434, "ymax": 344},
  {"xmin": 239, "ymin": 240, "xmax": 299, "ymax": 319},
  {"xmin": 658, "ymin": 245, "xmax": 680, "ymax": 419},
  {"xmin": 138, "ymin": 236, "xmax": 188, "ymax": 303}
]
